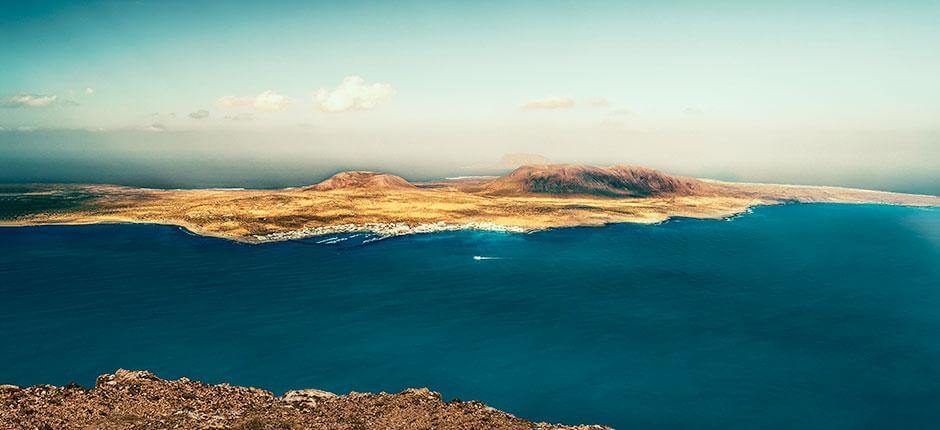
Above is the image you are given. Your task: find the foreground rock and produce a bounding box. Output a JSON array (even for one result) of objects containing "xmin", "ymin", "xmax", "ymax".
[{"xmin": 0, "ymin": 369, "xmax": 610, "ymax": 430}]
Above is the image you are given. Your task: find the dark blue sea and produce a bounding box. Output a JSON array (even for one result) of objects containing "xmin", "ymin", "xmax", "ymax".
[{"xmin": 2, "ymin": 203, "xmax": 939, "ymax": 429}]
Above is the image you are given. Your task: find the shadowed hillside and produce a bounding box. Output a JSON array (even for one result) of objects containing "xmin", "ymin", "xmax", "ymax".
[{"xmin": 483, "ymin": 164, "xmax": 708, "ymax": 197}]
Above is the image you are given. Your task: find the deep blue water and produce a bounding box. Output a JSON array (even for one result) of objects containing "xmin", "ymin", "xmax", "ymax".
[{"xmin": 1, "ymin": 203, "xmax": 939, "ymax": 429}]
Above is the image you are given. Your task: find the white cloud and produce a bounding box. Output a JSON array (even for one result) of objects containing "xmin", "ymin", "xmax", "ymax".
[
  {"xmin": 216, "ymin": 95, "xmax": 254, "ymax": 109},
  {"xmin": 585, "ymin": 98, "xmax": 610, "ymax": 108},
  {"xmin": 253, "ymin": 90, "xmax": 290, "ymax": 112},
  {"xmin": 610, "ymin": 108, "xmax": 633, "ymax": 116},
  {"xmin": 215, "ymin": 90, "xmax": 290, "ymax": 112},
  {"xmin": 85, "ymin": 87, "xmax": 94, "ymax": 95},
  {"xmin": 223, "ymin": 113, "xmax": 254, "ymax": 122},
  {"xmin": 142, "ymin": 123, "xmax": 167, "ymax": 132},
  {"xmin": 520, "ymin": 96, "xmax": 576, "ymax": 110},
  {"xmin": 1, "ymin": 93, "xmax": 59, "ymax": 108},
  {"xmin": 313, "ymin": 76, "xmax": 395, "ymax": 113},
  {"xmin": 188, "ymin": 109, "xmax": 209, "ymax": 120}
]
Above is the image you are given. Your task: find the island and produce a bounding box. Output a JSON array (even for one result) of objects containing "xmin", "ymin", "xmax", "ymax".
[{"xmin": 1, "ymin": 164, "xmax": 937, "ymax": 243}]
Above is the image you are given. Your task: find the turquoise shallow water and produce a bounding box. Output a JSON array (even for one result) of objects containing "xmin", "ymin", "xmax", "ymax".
[{"xmin": 1, "ymin": 203, "xmax": 939, "ymax": 429}]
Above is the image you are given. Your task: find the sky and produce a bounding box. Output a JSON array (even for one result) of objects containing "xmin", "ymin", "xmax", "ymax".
[{"xmin": 1, "ymin": 0, "xmax": 938, "ymax": 192}]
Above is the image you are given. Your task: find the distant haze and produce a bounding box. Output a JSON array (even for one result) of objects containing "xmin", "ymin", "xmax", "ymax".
[
  {"xmin": 1, "ymin": 1, "xmax": 938, "ymax": 195},
  {"xmin": 1, "ymin": 128, "xmax": 936, "ymax": 195}
]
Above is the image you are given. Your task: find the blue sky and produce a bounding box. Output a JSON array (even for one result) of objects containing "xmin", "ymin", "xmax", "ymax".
[{"xmin": 1, "ymin": 1, "xmax": 938, "ymax": 191}]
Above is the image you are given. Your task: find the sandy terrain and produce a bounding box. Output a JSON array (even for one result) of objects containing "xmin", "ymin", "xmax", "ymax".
[{"xmin": 1, "ymin": 165, "xmax": 936, "ymax": 243}]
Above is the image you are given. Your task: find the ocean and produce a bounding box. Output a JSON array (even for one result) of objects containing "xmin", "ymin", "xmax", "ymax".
[{"xmin": 1, "ymin": 203, "xmax": 938, "ymax": 429}]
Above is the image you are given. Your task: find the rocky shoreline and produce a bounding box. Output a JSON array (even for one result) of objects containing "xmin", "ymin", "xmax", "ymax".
[
  {"xmin": 251, "ymin": 221, "xmax": 530, "ymax": 243},
  {"xmin": 0, "ymin": 369, "xmax": 610, "ymax": 430}
]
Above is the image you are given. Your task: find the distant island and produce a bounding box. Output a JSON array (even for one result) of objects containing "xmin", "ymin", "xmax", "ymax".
[
  {"xmin": 0, "ymin": 369, "xmax": 609, "ymax": 429},
  {"xmin": 1, "ymin": 164, "xmax": 937, "ymax": 243}
]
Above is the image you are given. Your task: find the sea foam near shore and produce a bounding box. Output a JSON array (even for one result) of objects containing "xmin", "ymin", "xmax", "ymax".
[{"xmin": 252, "ymin": 221, "xmax": 528, "ymax": 243}]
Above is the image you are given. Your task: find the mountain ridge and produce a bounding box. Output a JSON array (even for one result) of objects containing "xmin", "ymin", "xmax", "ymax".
[{"xmin": 482, "ymin": 164, "xmax": 707, "ymax": 197}]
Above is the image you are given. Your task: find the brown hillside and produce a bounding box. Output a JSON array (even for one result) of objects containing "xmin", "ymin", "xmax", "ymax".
[
  {"xmin": 483, "ymin": 164, "xmax": 707, "ymax": 197},
  {"xmin": 0, "ymin": 369, "xmax": 608, "ymax": 429},
  {"xmin": 306, "ymin": 171, "xmax": 417, "ymax": 191}
]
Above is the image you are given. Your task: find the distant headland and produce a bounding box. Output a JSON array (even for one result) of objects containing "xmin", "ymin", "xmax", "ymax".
[{"xmin": 1, "ymin": 164, "xmax": 937, "ymax": 243}]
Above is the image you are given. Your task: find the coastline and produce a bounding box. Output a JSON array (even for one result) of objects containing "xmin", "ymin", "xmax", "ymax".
[
  {"xmin": 250, "ymin": 221, "xmax": 530, "ymax": 243},
  {"xmin": 0, "ymin": 205, "xmax": 750, "ymax": 244},
  {"xmin": 3, "ymin": 200, "xmax": 937, "ymax": 244},
  {"xmin": 1, "ymin": 173, "xmax": 937, "ymax": 244}
]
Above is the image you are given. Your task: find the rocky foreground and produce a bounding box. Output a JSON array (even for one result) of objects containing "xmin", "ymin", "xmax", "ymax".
[{"xmin": 0, "ymin": 370, "xmax": 609, "ymax": 430}]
